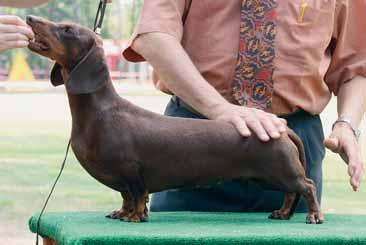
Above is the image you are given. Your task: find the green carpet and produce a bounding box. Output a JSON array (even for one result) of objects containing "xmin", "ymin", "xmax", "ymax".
[{"xmin": 29, "ymin": 212, "xmax": 366, "ymax": 245}]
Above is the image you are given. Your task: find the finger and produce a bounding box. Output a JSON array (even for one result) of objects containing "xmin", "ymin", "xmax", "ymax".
[
  {"xmin": 232, "ymin": 117, "xmax": 251, "ymax": 137},
  {"xmin": 7, "ymin": 40, "xmax": 29, "ymax": 49},
  {"xmin": 0, "ymin": 24, "xmax": 34, "ymax": 39},
  {"xmin": 277, "ymin": 118, "xmax": 287, "ymax": 133},
  {"xmin": 324, "ymin": 137, "xmax": 340, "ymax": 153},
  {"xmin": 349, "ymin": 165, "xmax": 358, "ymax": 191},
  {"xmin": 260, "ymin": 116, "xmax": 281, "ymax": 139},
  {"xmin": 0, "ymin": 24, "xmax": 34, "ymax": 38},
  {"xmin": 271, "ymin": 115, "xmax": 287, "ymax": 134},
  {"xmin": 0, "ymin": 15, "xmax": 27, "ymax": 26},
  {"xmin": 344, "ymin": 143, "xmax": 363, "ymax": 191},
  {"xmin": 354, "ymin": 165, "xmax": 364, "ymax": 190},
  {"xmin": 245, "ymin": 117, "xmax": 270, "ymax": 142},
  {"xmin": 280, "ymin": 118, "xmax": 287, "ymax": 125},
  {"xmin": 1, "ymin": 33, "xmax": 29, "ymax": 42}
]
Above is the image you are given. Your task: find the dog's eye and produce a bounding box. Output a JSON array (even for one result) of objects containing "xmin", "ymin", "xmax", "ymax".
[{"xmin": 64, "ymin": 27, "xmax": 73, "ymax": 34}]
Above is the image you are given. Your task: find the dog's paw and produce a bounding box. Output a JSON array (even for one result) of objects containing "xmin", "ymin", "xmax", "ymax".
[
  {"xmin": 122, "ymin": 213, "xmax": 149, "ymax": 223},
  {"xmin": 268, "ymin": 210, "xmax": 291, "ymax": 220},
  {"xmin": 306, "ymin": 212, "xmax": 324, "ymax": 224},
  {"xmin": 106, "ymin": 209, "xmax": 128, "ymax": 220}
]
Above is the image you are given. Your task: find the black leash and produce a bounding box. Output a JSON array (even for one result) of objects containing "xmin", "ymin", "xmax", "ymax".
[
  {"xmin": 35, "ymin": 2, "xmax": 109, "ymax": 244},
  {"xmin": 94, "ymin": 0, "xmax": 108, "ymax": 35},
  {"xmin": 35, "ymin": 139, "xmax": 71, "ymax": 245}
]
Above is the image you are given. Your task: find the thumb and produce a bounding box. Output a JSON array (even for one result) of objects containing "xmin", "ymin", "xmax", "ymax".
[{"xmin": 324, "ymin": 136, "xmax": 340, "ymax": 153}]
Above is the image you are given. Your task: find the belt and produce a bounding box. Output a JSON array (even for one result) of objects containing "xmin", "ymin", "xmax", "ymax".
[
  {"xmin": 171, "ymin": 96, "xmax": 312, "ymax": 120},
  {"xmin": 171, "ymin": 96, "xmax": 204, "ymax": 117}
]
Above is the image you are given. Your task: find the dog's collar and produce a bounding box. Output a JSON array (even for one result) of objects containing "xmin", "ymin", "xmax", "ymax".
[
  {"xmin": 68, "ymin": 45, "xmax": 97, "ymax": 77},
  {"xmin": 64, "ymin": 44, "xmax": 110, "ymax": 95}
]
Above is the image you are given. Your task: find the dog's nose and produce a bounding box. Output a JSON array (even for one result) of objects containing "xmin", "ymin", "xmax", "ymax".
[
  {"xmin": 27, "ymin": 15, "xmax": 35, "ymax": 23},
  {"xmin": 26, "ymin": 15, "xmax": 41, "ymax": 25}
]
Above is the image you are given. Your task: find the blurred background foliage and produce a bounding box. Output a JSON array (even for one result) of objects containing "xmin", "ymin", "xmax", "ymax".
[{"xmin": 0, "ymin": 0, "xmax": 143, "ymax": 72}]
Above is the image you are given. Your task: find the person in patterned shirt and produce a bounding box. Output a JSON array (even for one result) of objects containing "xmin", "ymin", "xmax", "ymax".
[{"xmin": 123, "ymin": 0, "xmax": 365, "ymax": 212}]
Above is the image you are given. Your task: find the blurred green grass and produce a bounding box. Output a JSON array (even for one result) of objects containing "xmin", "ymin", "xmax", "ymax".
[
  {"xmin": 0, "ymin": 93, "xmax": 365, "ymax": 239},
  {"xmin": 0, "ymin": 131, "xmax": 121, "ymax": 224}
]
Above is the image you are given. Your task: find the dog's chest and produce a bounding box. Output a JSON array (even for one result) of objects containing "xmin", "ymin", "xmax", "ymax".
[{"xmin": 71, "ymin": 137, "xmax": 123, "ymax": 189}]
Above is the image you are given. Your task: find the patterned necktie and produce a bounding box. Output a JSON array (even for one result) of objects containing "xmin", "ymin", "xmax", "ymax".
[{"xmin": 232, "ymin": 0, "xmax": 278, "ymax": 110}]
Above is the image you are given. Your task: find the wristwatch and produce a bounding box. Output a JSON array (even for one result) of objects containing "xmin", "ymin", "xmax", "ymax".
[{"xmin": 332, "ymin": 116, "xmax": 361, "ymax": 139}]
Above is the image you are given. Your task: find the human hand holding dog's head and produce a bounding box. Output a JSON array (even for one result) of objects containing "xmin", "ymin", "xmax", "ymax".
[{"xmin": 0, "ymin": 15, "xmax": 34, "ymax": 53}]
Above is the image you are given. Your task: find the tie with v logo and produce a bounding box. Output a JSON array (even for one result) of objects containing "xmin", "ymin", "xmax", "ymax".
[{"xmin": 232, "ymin": 0, "xmax": 278, "ymax": 110}]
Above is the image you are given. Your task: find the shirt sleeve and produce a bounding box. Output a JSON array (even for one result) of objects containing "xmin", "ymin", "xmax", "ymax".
[
  {"xmin": 325, "ymin": 0, "xmax": 366, "ymax": 94},
  {"xmin": 122, "ymin": 0, "xmax": 187, "ymax": 62}
]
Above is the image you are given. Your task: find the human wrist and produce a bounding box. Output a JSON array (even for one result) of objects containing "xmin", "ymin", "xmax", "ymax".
[
  {"xmin": 205, "ymin": 101, "xmax": 232, "ymax": 120},
  {"xmin": 332, "ymin": 116, "xmax": 361, "ymax": 139}
]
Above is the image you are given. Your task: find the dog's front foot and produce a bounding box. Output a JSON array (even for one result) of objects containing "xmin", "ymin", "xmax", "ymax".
[
  {"xmin": 306, "ymin": 211, "xmax": 324, "ymax": 224},
  {"xmin": 122, "ymin": 212, "xmax": 148, "ymax": 222},
  {"xmin": 268, "ymin": 210, "xmax": 291, "ymax": 220},
  {"xmin": 106, "ymin": 209, "xmax": 129, "ymax": 220}
]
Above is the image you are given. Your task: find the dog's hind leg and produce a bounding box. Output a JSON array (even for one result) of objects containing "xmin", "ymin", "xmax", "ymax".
[
  {"xmin": 301, "ymin": 178, "xmax": 324, "ymax": 224},
  {"xmin": 268, "ymin": 192, "xmax": 299, "ymax": 220}
]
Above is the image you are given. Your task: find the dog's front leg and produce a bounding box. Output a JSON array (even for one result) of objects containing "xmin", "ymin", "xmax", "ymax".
[
  {"xmin": 106, "ymin": 188, "xmax": 148, "ymax": 222},
  {"xmin": 106, "ymin": 192, "xmax": 134, "ymax": 220},
  {"xmin": 111, "ymin": 162, "xmax": 149, "ymax": 222},
  {"xmin": 126, "ymin": 190, "xmax": 149, "ymax": 222}
]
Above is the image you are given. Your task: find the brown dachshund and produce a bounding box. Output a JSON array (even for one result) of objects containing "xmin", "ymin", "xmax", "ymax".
[{"xmin": 27, "ymin": 15, "xmax": 324, "ymax": 224}]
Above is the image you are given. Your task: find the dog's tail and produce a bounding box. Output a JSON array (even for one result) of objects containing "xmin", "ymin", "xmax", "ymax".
[
  {"xmin": 287, "ymin": 129, "xmax": 306, "ymax": 170},
  {"xmin": 287, "ymin": 128, "xmax": 307, "ymax": 217}
]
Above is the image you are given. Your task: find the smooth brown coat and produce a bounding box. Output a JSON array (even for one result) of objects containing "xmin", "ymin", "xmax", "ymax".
[{"xmin": 27, "ymin": 15, "xmax": 324, "ymax": 224}]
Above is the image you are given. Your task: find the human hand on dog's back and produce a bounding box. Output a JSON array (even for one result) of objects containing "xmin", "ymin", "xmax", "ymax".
[
  {"xmin": 0, "ymin": 15, "xmax": 34, "ymax": 53},
  {"xmin": 133, "ymin": 32, "xmax": 287, "ymax": 142},
  {"xmin": 208, "ymin": 103, "xmax": 287, "ymax": 142}
]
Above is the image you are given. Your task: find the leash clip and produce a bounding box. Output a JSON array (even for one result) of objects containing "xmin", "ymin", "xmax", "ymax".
[{"xmin": 94, "ymin": 0, "xmax": 108, "ymax": 35}]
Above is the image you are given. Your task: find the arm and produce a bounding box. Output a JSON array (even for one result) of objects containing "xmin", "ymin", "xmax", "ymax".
[
  {"xmin": 133, "ymin": 32, "xmax": 286, "ymax": 141},
  {"xmin": 1, "ymin": 0, "xmax": 49, "ymax": 8},
  {"xmin": 325, "ymin": 76, "xmax": 366, "ymax": 191}
]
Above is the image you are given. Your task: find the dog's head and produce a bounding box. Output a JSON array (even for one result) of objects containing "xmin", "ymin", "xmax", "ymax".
[{"xmin": 27, "ymin": 15, "xmax": 109, "ymax": 94}]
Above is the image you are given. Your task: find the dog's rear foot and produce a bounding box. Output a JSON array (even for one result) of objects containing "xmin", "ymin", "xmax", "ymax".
[
  {"xmin": 306, "ymin": 211, "xmax": 324, "ymax": 224},
  {"xmin": 268, "ymin": 209, "xmax": 291, "ymax": 220}
]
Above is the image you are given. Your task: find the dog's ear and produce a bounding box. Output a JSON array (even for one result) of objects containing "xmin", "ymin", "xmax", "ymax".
[
  {"xmin": 66, "ymin": 45, "xmax": 109, "ymax": 95},
  {"xmin": 50, "ymin": 63, "xmax": 64, "ymax": 86}
]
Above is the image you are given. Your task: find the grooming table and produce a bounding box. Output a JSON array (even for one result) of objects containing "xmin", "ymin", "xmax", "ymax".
[{"xmin": 29, "ymin": 212, "xmax": 366, "ymax": 245}]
